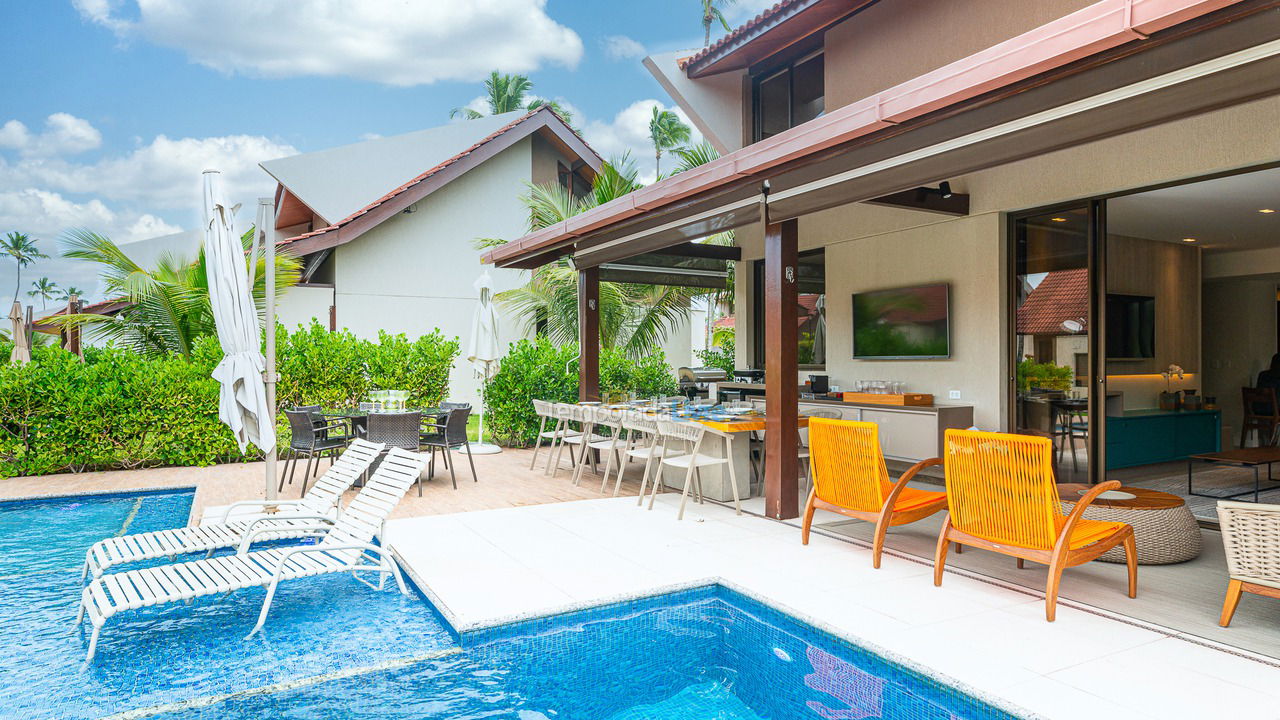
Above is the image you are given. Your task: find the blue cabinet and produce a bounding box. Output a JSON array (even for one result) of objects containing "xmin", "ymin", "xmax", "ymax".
[{"xmin": 1105, "ymin": 409, "xmax": 1220, "ymax": 470}]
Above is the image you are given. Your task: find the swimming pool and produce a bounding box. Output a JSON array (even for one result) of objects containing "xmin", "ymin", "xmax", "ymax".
[{"xmin": 0, "ymin": 491, "xmax": 1019, "ymax": 720}]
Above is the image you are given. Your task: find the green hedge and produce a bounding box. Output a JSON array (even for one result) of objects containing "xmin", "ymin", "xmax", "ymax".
[
  {"xmin": 481, "ymin": 337, "xmax": 679, "ymax": 447},
  {"xmin": 0, "ymin": 321, "xmax": 459, "ymax": 477}
]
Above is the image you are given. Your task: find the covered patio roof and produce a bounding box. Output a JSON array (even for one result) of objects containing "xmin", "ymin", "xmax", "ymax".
[{"xmin": 483, "ymin": 0, "xmax": 1280, "ymax": 271}]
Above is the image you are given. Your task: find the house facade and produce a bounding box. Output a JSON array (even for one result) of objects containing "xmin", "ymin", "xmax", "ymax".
[
  {"xmin": 485, "ymin": 0, "xmax": 1280, "ymax": 518},
  {"xmin": 261, "ymin": 109, "xmax": 604, "ymax": 405}
]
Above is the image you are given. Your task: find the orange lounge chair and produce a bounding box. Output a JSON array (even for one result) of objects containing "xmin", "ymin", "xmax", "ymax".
[
  {"xmin": 801, "ymin": 418, "xmax": 947, "ymax": 568},
  {"xmin": 934, "ymin": 429, "xmax": 1137, "ymax": 621}
]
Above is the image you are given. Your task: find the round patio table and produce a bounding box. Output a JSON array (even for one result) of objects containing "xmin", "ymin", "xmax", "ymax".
[{"xmin": 1056, "ymin": 483, "xmax": 1202, "ymax": 564}]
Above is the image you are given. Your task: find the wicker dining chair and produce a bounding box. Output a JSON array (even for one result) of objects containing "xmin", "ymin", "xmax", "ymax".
[
  {"xmin": 282, "ymin": 409, "xmax": 352, "ymax": 495},
  {"xmin": 363, "ymin": 411, "xmax": 424, "ymax": 494},
  {"xmin": 1217, "ymin": 500, "xmax": 1280, "ymax": 626},
  {"xmin": 420, "ymin": 405, "xmax": 477, "ymax": 490}
]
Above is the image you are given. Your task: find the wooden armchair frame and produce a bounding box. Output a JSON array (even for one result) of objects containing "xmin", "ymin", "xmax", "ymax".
[
  {"xmin": 934, "ymin": 478, "xmax": 1136, "ymax": 621},
  {"xmin": 800, "ymin": 418, "xmax": 947, "ymax": 568}
]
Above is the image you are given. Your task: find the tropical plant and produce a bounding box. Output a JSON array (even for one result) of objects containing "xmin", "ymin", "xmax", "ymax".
[
  {"xmin": 56, "ymin": 286, "xmax": 85, "ymax": 302},
  {"xmin": 648, "ymin": 107, "xmax": 692, "ymax": 178},
  {"xmin": 48, "ymin": 228, "xmax": 300, "ymax": 357},
  {"xmin": 450, "ymin": 71, "xmax": 574, "ymax": 126},
  {"xmin": 26, "ymin": 277, "xmax": 59, "ymax": 310},
  {"xmin": 2, "ymin": 231, "xmax": 47, "ymax": 304},
  {"xmin": 1016, "ymin": 359, "xmax": 1074, "ymax": 393},
  {"xmin": 701, "ymin": 0, "xmax": 736, "ymax": 47},
  {"xmin": 695, "ymin": 338, "xmax": 735, "ymax": 374},
  {"xmin": 481, "ymin": 337, "xmax": 678, "ymax": 446},
  {"xmin": 671, "ymin": 140, "xmax": 720, "ymax": 173}
]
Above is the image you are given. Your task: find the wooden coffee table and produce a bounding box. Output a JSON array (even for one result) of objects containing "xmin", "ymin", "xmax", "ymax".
[
  {"xmin": 1187, "ymin": 447, "xmax": 1280, "ymax": 503},
  {"xmin": 1057, "ymin": 484, "xmax": 1202, "ymax": 564}
]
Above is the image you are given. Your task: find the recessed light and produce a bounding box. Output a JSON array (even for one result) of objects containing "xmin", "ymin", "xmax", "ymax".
[
  {"xmin": 1261, "ymin": 208, "xmax": 1277, "ymax": 214},
  {"xmin": 1050, "ymin": 217, "xmax": 1067, "ymax": 222},
  {"xmin": 1181, "ymin": 237, "xmax": 1197, "ymax": 243}
]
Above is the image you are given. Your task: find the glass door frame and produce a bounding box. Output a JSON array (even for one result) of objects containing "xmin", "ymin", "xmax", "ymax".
[{"xmin": 1006, "ymin": 199, "xmax": 1108, "ymax": 483}]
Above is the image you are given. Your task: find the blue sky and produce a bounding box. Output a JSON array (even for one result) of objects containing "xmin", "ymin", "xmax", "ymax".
[{"xmin": 0, "ymin": 0, "xmax": 770, "ymax": 301}]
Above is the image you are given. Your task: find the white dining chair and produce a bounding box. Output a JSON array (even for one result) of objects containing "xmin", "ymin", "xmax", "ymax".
[{"xmin": 652, "ymin": 419, "xmax": 742, "ymax": 520}]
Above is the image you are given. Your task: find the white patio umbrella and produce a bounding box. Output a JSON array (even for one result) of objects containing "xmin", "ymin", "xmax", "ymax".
[
  {"xmin": 812, "ymin": 293, "xmax": 826, "ymax": 365},
  {"xmin": 202, "ymin": 170, "xmax": 277, "ymax": 465},
  {"xmin": 465, "ymin": 269, "xmax": 502, "ymax": 454},
  {"xmin": 8, "ymin": 301, "xmax": 29, "ymax": 365}
]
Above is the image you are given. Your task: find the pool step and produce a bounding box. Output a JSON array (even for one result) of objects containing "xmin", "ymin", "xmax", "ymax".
[{"xmin": 97, "ymin": 646, "xmax": 462, "ymax": 720}]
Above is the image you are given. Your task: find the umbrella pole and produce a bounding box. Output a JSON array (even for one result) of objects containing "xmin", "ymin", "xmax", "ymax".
[{"xmin": 260, "ymin": 198, "xmax": 279, "ymax": 501}]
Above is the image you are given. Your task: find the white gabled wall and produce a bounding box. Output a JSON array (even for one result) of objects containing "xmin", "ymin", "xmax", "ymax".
[{"xmin": 329, "ymin": 136, "xmax": 536, "ymax": 406}]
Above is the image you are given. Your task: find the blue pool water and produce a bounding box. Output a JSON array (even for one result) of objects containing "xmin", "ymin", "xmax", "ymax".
[{"xmin": 0, "ymin": 491, "xmax": 1018, "ymax": 720}]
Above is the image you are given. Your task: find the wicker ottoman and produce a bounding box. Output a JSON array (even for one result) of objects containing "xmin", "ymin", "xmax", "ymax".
[{"xmin": 1057, "ymin": 484, "xmax": 1202, "ymax": 564}]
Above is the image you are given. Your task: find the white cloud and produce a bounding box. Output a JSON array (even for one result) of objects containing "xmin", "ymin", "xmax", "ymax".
[
  {"xmin": 0, "ymin": 111, "xmax": 296, "ymax": 299},
  {"xmin": 0, "ymin": 113, "xmax": 102, "ymax": 157},
  {"xmin": 75, "ymin": 0, "xmax": 584, "ymax": 86},
  {"xmin": 602, "ymin": 35, "xmax": 646, "ymax": 61},
  {"xmin": 582, "ymin": 99, "xmax": 703, "ymax": 184},
  {"xmin": 724, "ymin": 0, "xmax": 777, "ymax": 23},
  {"xmin": 1, "ymin": 130, "xmax": 296, "ymax": 212}
]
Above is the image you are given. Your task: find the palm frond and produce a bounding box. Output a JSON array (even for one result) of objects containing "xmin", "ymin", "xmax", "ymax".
[{"xmin": 671, "ymin": 141, "xmax": 720, "ymax": 174}]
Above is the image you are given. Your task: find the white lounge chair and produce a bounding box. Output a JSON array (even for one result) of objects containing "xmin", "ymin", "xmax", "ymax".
[
  {"xmin": 76, "ymin": 446, "xmax": 428, "ymax": 662},
  {"xmin": 80, "ymin": 439, "xmax": 385, "ymax": 581}
]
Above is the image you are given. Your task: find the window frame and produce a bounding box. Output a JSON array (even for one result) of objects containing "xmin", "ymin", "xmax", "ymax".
[
  {"xmin": 752, "ymin": 247, "xmax": 827, "ymax": 371},
  {"xmin": 750, "ymin": 48, "xmax": 825, "ymax": 144}
]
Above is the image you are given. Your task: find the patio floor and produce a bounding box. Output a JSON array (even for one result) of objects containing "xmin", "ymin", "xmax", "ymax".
[{"xmin": 0, "ymin": 447, "xmax": 648, "ymax": 524}]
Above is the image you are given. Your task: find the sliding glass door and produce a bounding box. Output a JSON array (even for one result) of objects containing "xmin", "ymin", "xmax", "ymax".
[{"xmin": 1011, "ymin": 203, "xmax": 1105, "ymax": 483}]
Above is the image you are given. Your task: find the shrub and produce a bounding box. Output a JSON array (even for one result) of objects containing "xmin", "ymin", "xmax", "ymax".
[
  {"xmin": 0, "ymin": 321, "xmax": 460, "ymax": 478},
  {"xmin": 694, "ymin": 339, "xmax": 735, "ymax": 374},
  {"xmin": 482, "ymin": 337, "xmax": 679, "ymax": 447}
]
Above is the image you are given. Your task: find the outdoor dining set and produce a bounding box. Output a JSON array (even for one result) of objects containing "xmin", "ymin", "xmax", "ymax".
[{"xmin": 280, "ymin": 399, "xmax": 477, "ymax": 494}]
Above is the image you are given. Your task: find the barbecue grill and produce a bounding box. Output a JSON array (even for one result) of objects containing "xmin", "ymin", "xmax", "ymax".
[{"xmin": 677, "ymin": 366, "xmax": 728, "ymax": 400}]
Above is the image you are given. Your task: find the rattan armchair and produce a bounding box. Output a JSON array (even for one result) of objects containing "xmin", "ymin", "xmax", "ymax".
[
  {"xmin": 420, "ymin": 405, "xmax": 477, "ymax": 490},
  {"xmin": 282, "ymin": 409, "xmax": 352, "ymax": 495},
  {"xmin": 1217, "ymin": 500, "xmax": 1280, "ymax": 626}
]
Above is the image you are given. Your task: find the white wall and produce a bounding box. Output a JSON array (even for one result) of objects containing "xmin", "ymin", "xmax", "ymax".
[
  {"xmin": 330, "ymin": 136, "xmax": 536, "ymax": 406},
  {"xmin": 277, "ymin": 285, "xmax": 334, "ymax": 332}
]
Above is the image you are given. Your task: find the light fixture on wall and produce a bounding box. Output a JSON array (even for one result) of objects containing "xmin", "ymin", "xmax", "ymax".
[
  {"xmin": 1181, "ymin": 237, "xmax": 1197, "ymax": 243},
  {"xmin": 913, "ymin": 181, "xmax": 955, "ymax": 202},
  {"xmin": 1261, "ymin": 208, "xmax": 1277, "ymax": 214},
  {"xmin": 1050, "ymin": 217, "xmax": 1068, "ymax": 223}
]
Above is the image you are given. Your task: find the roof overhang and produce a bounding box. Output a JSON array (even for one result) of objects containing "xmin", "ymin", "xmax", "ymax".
[
  {"xmin": 277, "ymin": 108, "xmax": 602, "ymax": 257},
  {"xmin": 684, "ymin": 0, "xmax": 878, "ymax": 78},
  {"xmin": 484, "ymin": 0, "xmax": 1280, "ymax": 271}
]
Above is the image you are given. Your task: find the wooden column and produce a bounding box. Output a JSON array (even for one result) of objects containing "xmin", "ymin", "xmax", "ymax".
[
  {"xmin": 764, "ymin": 219, "xmax": 800, "ymax": 520},
  {"xmin": 578, "ymin": 266, "xmax": 600, "ymax": 402}
]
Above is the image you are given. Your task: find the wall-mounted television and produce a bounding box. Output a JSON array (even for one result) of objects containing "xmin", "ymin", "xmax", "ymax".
[
  {"xmin": 852, "ymin": 284, "xmax": 951, "ymax": 359},
  {"xmin": 1106, "ymin": 293, "xmax": 1155, "ymax": 359}
]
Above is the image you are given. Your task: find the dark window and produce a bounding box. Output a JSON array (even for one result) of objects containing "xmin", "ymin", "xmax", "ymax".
[
  {"xmin": 752, "ymin": 248, "xmax": 826, "ymax": 369},
  {"xmin": 558, "ymin": 162, "xmax": 592, "ymax": 200},
  {"xmin": 752, "ymin": 51, "xmax": 825, "ymax": 143}
]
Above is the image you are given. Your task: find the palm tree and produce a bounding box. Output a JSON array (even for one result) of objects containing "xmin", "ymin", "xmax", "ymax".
[
  {"xmin": 450, "ymin": 71, "xmax": 574, "ymax": 126},
  {"xmin": 2, "ymin": 231, "xmax": 47, "ymax": 304},
  {"xmin": 701, "ymin": 0, "xmax": 736, "ymax": 47},
  {"xmin": 56, "ymin": 286, "xmax": 85, "ymax": 302},
  {"xmin": 490, "ymin": 154, "xmax": 700, "ymax": 358},
  {"xmin": 671, "ymin": 140, "xmax": 720, "ymax": 174},
  {"xmin": 27, "ymin": 277, "xmax": 59, "ymax": 309},
  {"xmin": 48, "ymin": 228, "xmax": 300, "ymax": 357},
  {"xmin": 649, "ymin": 107, "xmax": 692, "ymax": 179}
]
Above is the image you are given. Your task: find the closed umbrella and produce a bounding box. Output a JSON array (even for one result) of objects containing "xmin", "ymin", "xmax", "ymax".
[
  {"xmin": 465, "ymin": 269, "xmax": 502, "ymax": 454},
  {"xmin": 812, "ymin": 293, "xmax": 826, "ymax": 365},
  {"xmin": 202, "ymin": 169, "xmax": 276, "ymax": 458},
  {"xmin": 8, "ymin": 301, "xmax": 29, "ymax": 365}
]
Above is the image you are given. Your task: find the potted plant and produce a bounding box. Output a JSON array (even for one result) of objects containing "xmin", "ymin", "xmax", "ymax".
[{"xmin": 1160, "ymin": 364, "xmax": 1185, "ymax": 411}]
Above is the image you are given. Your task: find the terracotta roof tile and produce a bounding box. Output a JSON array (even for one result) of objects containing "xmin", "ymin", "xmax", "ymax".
[
  {"xmin": 283, "ymin": 108, "xmax": 589, "ymax": 245},
  {"xmin": 680, "ymin": 0, "xmax": 804, "ymax": 71},
  {"xmin": 1016, "ymin": 268, "xmax": 1089, "ymax": 335}
]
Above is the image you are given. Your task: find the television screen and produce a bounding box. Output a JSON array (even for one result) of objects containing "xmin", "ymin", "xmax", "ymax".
[
  {"xmin": 1106, "ymin": 294, "xmax": 1155, "ymax": 359},
  {"xmin": 852, "ymin": 284, "xmax": 950, "ymax": 359}
]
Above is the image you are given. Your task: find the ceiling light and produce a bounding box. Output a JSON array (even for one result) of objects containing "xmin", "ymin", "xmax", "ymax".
[
  {"xmin": 1182, "ymin": 237, "xmax": 1197, "ymax": 243},
  {"xmin": 1050, "ymin": 217, "xmax": 1067, "ymax": 222},
  {"xmin": 939, "ymin": 181, "xmax": 953, "ymax": 199},
  {"xmin": 1261, "ymin": 208, "xmax": 1277, "ymax": 214}
]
